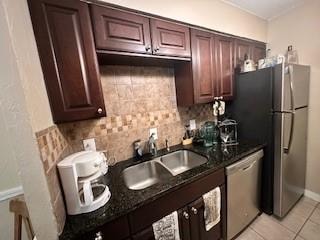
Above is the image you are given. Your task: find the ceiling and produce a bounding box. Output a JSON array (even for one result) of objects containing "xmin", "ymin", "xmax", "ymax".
[{"xmin": 222, "ymin": 0, "xmax": 305, "ymax": 20}]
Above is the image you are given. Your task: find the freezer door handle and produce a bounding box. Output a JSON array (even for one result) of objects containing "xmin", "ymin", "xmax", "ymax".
[
  {"xmin": 283, "ymin": 66, "xmax": 296, "ymax": 154},
  {"xmin": 288, "ymin": 65, "xmax": 295, "ymax": 111},
  {"xmin": 283, "ymin": 111, "xmax": 295, "ymax": 154}
]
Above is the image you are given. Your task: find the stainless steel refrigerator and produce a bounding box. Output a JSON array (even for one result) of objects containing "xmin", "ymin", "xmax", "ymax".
[{"xmin": 230, "ymin": 63, "xmax": 310, "ymax": 217}]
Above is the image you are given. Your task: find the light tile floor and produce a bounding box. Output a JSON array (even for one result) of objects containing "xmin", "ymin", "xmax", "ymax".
[{"xmin": 236, "ymin": 197, "xmax": 320, "ymax": 240}]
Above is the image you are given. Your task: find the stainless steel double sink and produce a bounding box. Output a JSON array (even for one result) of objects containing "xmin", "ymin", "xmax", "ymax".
[{"xmin": 122, "ymin": 150, "xmax": 208, "ymax": 190}]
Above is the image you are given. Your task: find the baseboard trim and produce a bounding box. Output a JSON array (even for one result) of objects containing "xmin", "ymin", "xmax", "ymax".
[
  {"xmin": 305, "ymin": 189, "xmax": 320, "ymax": 202},
  {"xmin": 0, "ymin": 186, "xmax": 24, "ymax": 202}
]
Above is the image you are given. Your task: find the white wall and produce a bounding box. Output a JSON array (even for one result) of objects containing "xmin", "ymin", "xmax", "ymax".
[
  {"xmin": 268, "ymin": 0, "xmax": 320, "ymax": 196},
  {"xmin": 0, "ymin": 0, "xmax": 58, "ymax": 239},
  {"xmin": 1, "ymin": 0, "xmax": 53, "ymax": 133},
  {"xmin": 100, "ymin": 0, "xmax": 268, "ymax": 42}
]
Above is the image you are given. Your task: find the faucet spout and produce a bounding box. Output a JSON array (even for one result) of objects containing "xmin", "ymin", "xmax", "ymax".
[{"xmin": 148, "ymin": 133, "xmax": 157, "ymax": 156}]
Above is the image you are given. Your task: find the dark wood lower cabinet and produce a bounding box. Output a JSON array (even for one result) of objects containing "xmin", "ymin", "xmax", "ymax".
[
  {"xmin": 81, "ymin": 169, "xmax": 225, "ymax": 240},
  {"xmin": 131, "ymin": 184, "xmax": 226, "ymax": 240}
]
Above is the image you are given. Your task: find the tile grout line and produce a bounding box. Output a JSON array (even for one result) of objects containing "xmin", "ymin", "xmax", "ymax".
[
  {"xmin": 249, "ymin": 226, "xmax": 268, "ymax": 240},
  {"xmin": 266, "ymin": 199, "xmax": 319, "ymax": 236},
  {"xmin": 265, "ymin": 213, "xmax": 299, "ymax": 236},
  {"xmin": 307, "ymin": 202, "xmax": 320, "ymax": 225},
  {"xmin": 295, "ymin": 202, "xmax": 319, "ymax": 238}
]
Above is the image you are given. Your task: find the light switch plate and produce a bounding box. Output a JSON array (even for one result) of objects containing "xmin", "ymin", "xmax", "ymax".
[
  {"xmin": 149, "ymin": 128, "xmax": 158, "ymax": 140},
  {"xmin": 189, "ymin": 119, "xmax": 196, "ymax": 130},
  {"xmin": 83, "ymin": 138, "xmax": 96, "ymax": 151}
]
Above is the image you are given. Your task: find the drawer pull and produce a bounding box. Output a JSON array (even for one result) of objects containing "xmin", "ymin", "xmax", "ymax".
[
  {"xmin": 191, "ymin": 207, "xmax": 198, "ymax": 215},
  {"xmin": 183, "ymin": 211, "xmax": 189, "ymax": 219}
]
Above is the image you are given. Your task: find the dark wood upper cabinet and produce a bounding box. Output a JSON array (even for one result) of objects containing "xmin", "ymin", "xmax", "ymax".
[
  {"xmin": 216, "ymin": 36, "xmax": 234, "ymax": 100},
  {"xmin": 234, "ymin": 39, "xmax": 252, "ymax": 68},
  {"xmin": 191, "ymin": 29, "xmax": 217, "ymax": 103},
  {"xmin": 150, "ymin": 19, "xmax": 191, "ymax": 58},
  {"xmin": 235, "ymin": 40, "xmax": 266, "ymax": 69},
  {"xmin": 28, "ymin": 0, "xmax": 105, "ymax": 123},
  {"xmin": 91, "ymin": 6, "xmax": 152, "ymax": 54},
  {"xmin": 252, "ymin": 43, "xmax": 266, "ymax": 63}
]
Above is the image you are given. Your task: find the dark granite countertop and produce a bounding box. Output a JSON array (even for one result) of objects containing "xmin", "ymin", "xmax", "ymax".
[{"xmin": 60, "ymin": 141, "xmax": 265, "ymax": 240}]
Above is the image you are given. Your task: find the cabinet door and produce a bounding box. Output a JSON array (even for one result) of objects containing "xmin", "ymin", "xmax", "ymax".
[
  {"xmin": 150, "ymin": 19, "xmax": 191, "ymax": 58},
  {"xmin": 91, "ymin": 6, "xmax": 152, "ymax": 54},
  {"xmin": 80, "ymin": 216, "xmax": 130, "ymax": 240},
  {"xmin": 188, "ymin": 193, "xmax": 224, "ymax": 240},
  {"xmin": 28, "ymin": 0, "xmax": 105, "ymax": 123},
  {"xmin": 191, "ymin": 29, "xmax": 217, "ymax": 104},
  {"xmin": 132, "ymin": 208, "xmax": 190, "ymax": 240},
  {"xmin": 234, "ymin": 39, "xmax": 252, "ymax": 68},
  {"xmin": 216, "ymin": 36, "xmax": 234, "ymax": 100},
  {"xmin": 178, "ymin": 207, "xmax": 191, "ymax": 240},
  {"xmin": 252, "ymin": 43, "xmax": 266, "ymax": 63},
  {"xmin": 132, "ymin": 227, "xmax": 155, "ymax": 240}
]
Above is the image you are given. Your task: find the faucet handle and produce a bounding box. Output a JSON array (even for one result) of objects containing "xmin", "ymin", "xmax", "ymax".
[{"xmin": 165, "ymin": 138, "xmax": 170, "ymax": 151}]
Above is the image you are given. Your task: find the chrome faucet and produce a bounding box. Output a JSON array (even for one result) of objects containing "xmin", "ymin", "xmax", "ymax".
[
  {"xmin": 148, "ymin": 133, "xmax": 157, "ymax": 156},
  {"xmin": 165, "ymin": 138, "xmax": 170, "ymax": 151}
]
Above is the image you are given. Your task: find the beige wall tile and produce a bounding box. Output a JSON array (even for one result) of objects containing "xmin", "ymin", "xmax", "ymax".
[{"xmin": 57, "ymin": 66, "xmax": 213, "ymax": 163}]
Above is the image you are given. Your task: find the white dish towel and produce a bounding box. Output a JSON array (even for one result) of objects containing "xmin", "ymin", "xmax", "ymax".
[
  {"xmin": 203, "ymin": 187, "xmax": 221, "ymax": 231},
  {"xmin": 152, "ymin": 211, "xmax": 181, "ymax": 240}
]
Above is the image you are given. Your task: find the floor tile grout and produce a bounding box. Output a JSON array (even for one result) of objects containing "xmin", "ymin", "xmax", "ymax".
[
  {"xmin": 295, "ymin": 202, "xmax": 319, "ymax": 238},
  {"xmin": 249, "ymin": 226, "xmax": 267, "ymax": 240},
  {"xmin": 237, "ymin": 198, "xmax": 319, "ymax": 240}
]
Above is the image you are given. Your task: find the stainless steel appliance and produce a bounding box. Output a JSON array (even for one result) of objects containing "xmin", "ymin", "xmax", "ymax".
[
  {"xmin": 273, "ymin": 64, "xmax": 310, "ymax": 217},
  {"xmin": 231, "ymin": 63, "xmax": 310, "ymax": 217},
  {"xmin": 226, "ymin": 150, "xmax": 264, "ymax": 240}
]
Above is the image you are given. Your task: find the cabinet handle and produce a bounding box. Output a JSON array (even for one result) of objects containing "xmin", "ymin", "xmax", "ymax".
[
  {"xmin": 183, "ymin": 211, "xmax": 189, "ymax": 219},
  {"xmin": 95, "ymin": 231, "xmax": 103, "ymax": 240},
  {"xmin": 145, "ymin": 45, "xmax": 151, "ymax": 52},
  {"xmin": 97, "ymin": 108, "xmax": 103, "ymax": 114},
  {"xmin": 153, "ymin": 46, "xmax": 160, "ymax": 53},
  {"xmin": 191, "ymin": 207, "xmax": 198, "ymax": 215}
]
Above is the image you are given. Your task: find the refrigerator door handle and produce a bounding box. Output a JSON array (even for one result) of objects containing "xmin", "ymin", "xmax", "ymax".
[
  {"xmin": 283, "ymin": 111, "xmax": 295, "ymax": 154},
  {"xmin": 288, "ymin": 65, "xmax": 295, "ymax": 111}
]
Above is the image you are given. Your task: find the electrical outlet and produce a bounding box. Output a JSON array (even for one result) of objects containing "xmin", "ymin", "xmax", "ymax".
[
  {"xmin": 149, "ymin": 128, "xmax": 158, "ymax": 140},
  {"xmin": 189, "ymin": 119, "xmax": 196, "ymax": 130},
  {"xmin": 83, "ymin": 138, "xmax": 96, "ymax": 151}
]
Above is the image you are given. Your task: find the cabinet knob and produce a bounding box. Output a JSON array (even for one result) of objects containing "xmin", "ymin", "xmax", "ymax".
[
  {"xmin": 183, "ymin": 211, "xmax": 189, "ymax": 219},
  {"xmin": 191, "ymin": 207, "xmax": 198, "ymax": 215},
  {"xmin": 95, "ymin": 231, "xmax": 103, "ymax": 240},
  {"xmin": 97, "ymin": 108, "xmax": 103, "ymax": 114},
  {"xmin": 145, "ymin": 45, "xmax": 151, "ymax": 52},
  {"xmin": 153, "ymin": 46, "xmax": 160, "ymax": 53}
]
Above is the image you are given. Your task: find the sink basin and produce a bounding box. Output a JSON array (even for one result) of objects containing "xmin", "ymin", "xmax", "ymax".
[
  {"xmin": 122, "ymin": 150, "xmax": 208, "ymax": 190},
  {"xmin": 122, "ymin": 160, "xmax": 172, "ymax": 190},
  {"xmin": 160, "ymin": 150, "xmax": 207, "ymax": 176}
]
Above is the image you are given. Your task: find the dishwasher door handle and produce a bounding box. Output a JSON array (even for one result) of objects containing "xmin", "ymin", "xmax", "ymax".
[
  {"xmin": 226, "ymin": 150, "xmax": 264, "ymax": 175},
  {"xmin": 241, "ymin": 161, "xmax": 256, "ymax": 171}
]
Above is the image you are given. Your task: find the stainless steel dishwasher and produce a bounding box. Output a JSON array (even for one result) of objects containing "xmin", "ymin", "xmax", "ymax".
[{"xmin": 226, "ymin": 149, "xmax": 263, "ymax": 240}]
